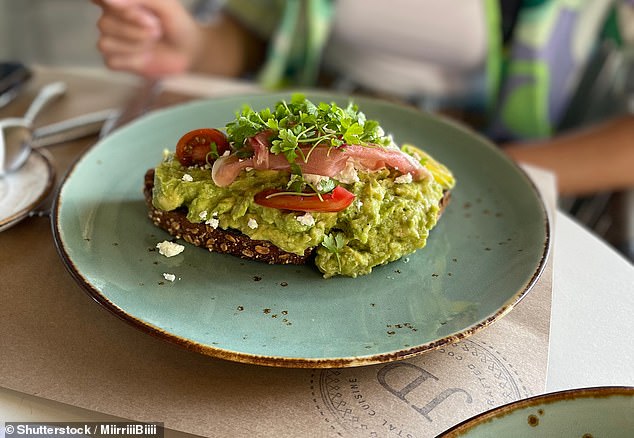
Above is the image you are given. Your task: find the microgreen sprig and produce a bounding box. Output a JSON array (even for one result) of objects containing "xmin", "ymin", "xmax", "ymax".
[
  {"xmin": 225, "ymin": 94, "xmax": 391, "ymax": 167},
  {"xmin": 322, "ymin": 233, "xmax": 345, "ymax": 272},
  {"xmin": 204, "ymin": 142, "xmax": 220, "ymax": 166}
]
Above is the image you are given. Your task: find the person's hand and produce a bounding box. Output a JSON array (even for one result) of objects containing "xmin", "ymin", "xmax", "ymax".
[{"xmin": 93, "ymin": 0, "xmax": 202, "ymax": 78}]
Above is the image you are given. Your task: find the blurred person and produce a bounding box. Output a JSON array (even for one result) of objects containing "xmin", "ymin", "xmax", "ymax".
[
  {"xmin": 92, "ymin": 0, "xmax": 266, "ymax": 78},
  {"xmin": 505, "ymin": 114, "xmax": 634, "ymax": 196},
  {"xmin": 93, "ymin": 0, "xmax": 493, "ymax": 109},
  {"xmin": 93, "ymin": 0, "xmax": 634, "ymax": 196}
]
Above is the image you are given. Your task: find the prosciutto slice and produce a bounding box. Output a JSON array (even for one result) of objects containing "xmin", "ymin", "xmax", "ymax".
[
  {"xmin": 211, "ymin": 143, "xmax": 429, "ymax": 187},
  {"xmin": 248, "ymin": 130, "xmax": 271, "ymax": 169}
]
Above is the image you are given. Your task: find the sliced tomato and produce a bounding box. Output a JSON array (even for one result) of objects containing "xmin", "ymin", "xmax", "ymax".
[
  {"xmin": 254, "ymin": 186, "xmax": 356, "ymax": 212},
  {"xmin": 175, "ymin": 128, "xmax": 230, "ymax": 167}
]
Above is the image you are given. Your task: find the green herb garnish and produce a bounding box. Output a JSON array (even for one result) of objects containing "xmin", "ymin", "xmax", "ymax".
[
  {"xmin": 225, "ymin": 94, "xmax": 391, "ymax": 166},
  {"xmin": 322, "ymin": 232, "xmax": 345, "ymax": 272},
  {"xmin": 284, "ymin": 170, "xmax": 337, "ymax": 201},
  {"xmin": 205, "ymin": 142, "xmax": 220, "ymax": 165}
]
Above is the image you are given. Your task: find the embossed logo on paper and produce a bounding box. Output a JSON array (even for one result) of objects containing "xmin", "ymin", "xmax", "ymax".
[{"xmin": 311, "ymin": 340, "xmax": 530, "ymax": 437}]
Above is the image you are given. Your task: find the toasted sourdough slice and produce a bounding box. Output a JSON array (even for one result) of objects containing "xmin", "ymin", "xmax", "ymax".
[{"xmin": 144, "ymin": 169, "xmax": 451, "ymax": 266}]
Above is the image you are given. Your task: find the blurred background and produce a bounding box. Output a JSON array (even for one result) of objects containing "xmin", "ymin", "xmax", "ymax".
[
  {"xmin": 0, "ymin": 0, "xmax": 103, "ymax": 68},
  {"xmin": 0, "ymin": 0, "xmax": 632, "ymax": 261},
  {"xmin": 0, "ymin": 0, "xmax": 199, "ymax": 67}
]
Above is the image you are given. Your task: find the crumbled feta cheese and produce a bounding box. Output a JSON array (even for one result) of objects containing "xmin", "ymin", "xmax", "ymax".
[
  {"xmin": 205, "ymin": 218, "xmax": 219, "ymax": 229},
  {"xmin": 156, "ymin": 241, "xmax": 185, "ymax": 257},
  {"xmin": 394, "ymin": 173, "xmax": 413, "ymax": 184},
  {"xmin": 296, "ymin": 213, "xmax": 315, "ymax": 227},
  {"xmin": 335, "ymin": 161, "xmax": 360, "ymax": 184},
  {"xmin": 204, "ymin": 212, "xmax": 219, "ymax": 228},
  {"xmin": 303, "ymin": 173, "xmax": 329, "ymax": 188},
  {"xmin": 181, "ymin": 173, "xmax": 194, "ymax": 182},
  {"xmin": 162, "ymin": 273, "xmax": 176, "ymax": 282},
  {"xmin": 199, "ymin": 210, "xmax": 208, "ymax": 220},
  {"xmin": 162, "ymin": 148, "xmax": 171, "ymax": 160},
  {"xmin": 355, "ymin": 199, "xmax": 364, "ymax": 209},
  {"xmin": 247, "ymin": 218, "xmax": 259, "ymax": 229}
]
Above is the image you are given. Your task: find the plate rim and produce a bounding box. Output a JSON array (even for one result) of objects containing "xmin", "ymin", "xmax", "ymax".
[
  {"xmin": 51, "ymin": 92, "xmax": 551, "ymax": 368},
  {"xmin": 0, "ymin": 148, "xmax": 55, "ymax": 232},
  {"xmin": 439, "ymin": 386, "xmax": 634, "ymax": 437}
]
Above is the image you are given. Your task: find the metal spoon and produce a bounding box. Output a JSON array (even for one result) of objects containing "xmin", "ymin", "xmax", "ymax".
[
  {"xmin": 0, "ymin": 81, "xmax": 67, "ymax": 176},
  {"xmin": 31, "ymin": 108, "xmax": 121, "ymax": 147}
]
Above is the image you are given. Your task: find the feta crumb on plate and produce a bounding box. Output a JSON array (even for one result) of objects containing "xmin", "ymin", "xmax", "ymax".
[
  {"xmin": 156, "ymin": 240, "xmax": 185, "ymax": 257},
  {"xmin": 181, "ymin": 173, "xmax": 194, "ymax": 182},
  {"xmin": 162, "ymin": 273, "xmax": 176, "ymax": 282},
  {"xmin": 248, "ymin": 218, "xmax": 259, "ymax": 229}
]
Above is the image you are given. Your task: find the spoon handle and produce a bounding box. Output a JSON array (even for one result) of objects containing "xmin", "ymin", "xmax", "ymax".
[
  {"xmin": 31, "ymin": 109, "xmax": 120, "ymax": 148},
  {"xmin": 23, "ymin": 81, "xmax": 67, "ymax": 124}
]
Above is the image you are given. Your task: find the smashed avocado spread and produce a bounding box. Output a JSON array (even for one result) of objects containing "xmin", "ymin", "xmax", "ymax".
[{"xmin": 151, "ymin": 95, "xmax": 455, "ymax": 278}]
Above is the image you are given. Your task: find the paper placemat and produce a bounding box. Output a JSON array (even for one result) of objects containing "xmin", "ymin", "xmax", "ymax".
[{"xmin": 0, "ymin": 146, "xmax": 555, "ymax": 438}]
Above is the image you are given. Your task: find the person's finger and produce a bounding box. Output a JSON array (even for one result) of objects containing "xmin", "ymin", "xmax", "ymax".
[
  {"xmin": 94, "ymin": 0, "xmax": 163, "ymax": 36},
  {"xmin": 97, "ymin": 35, "xmax": 154, "ymax": 57},
  {"xmin": 92, "ymin": 0, "xmax": 134, "ymax": 19},
  {"xmin": 97, "ymin": 12, "xmax": 160, "ymax": 43},
  {"xmin": 92, "ymin": 0, "xmax": 133, "ymax": 11},
  {"xmin": 93, "ymin": 0, "xmax": 197, "ymax": 77},
  {"xmin": 123, "ymin": 5, "xmax": 162, "ymax": 31},
  {"xmin": 94, "ymin": 0, "xmax": 182, "ymax": 28},
  {"xmin": 103, "ymin": 52, "xmax": 150, "ymax": 74},
  {"xmin": 101, "ymin": 0, "xmax": 195, "ymax": 41},
  {"xmin": 142, "ymin": 44, "xmax": 191, "ymax": 77},
  {"xmin": 112, "ymin": 0, "xmax": 184, "ymax": 27},
  {"xmin": 104, "ymin": 49, "xmax": 188, "ymax": 79}
]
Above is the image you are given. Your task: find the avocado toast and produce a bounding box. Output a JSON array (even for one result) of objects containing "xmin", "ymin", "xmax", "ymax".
[{"xmin": 146, "ymin": 95, "xmax": 455, "ymax": 278}]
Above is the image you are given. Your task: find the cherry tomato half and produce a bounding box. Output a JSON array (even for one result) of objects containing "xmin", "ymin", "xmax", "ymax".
[
  {"xmin": 254, "ymin": 186, "xmax": 356, "ymax": 212},
  {"xmin": 175, "ymin": 128, "xmax": 230, "ymax": 167}
]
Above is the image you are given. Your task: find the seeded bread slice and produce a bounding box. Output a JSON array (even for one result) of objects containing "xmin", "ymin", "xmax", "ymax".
[
  {"xmin": 144, "ymin": 169, "xmax": 313, "ymax": 265},
  {"xmin": 144, "ymin": 169, "xmax": 451, "ymax": 266}
]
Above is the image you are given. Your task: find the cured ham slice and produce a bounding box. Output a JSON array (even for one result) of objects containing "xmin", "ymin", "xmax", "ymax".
[
  {"xmin": 343, "ymin": 145, "xmax": 429, "ymax": 180},
  {"xmin": 248, "ymin": 130, "xmax": 271, "ymax": 169},
  {"xmin": 212, "ymin": 143, "xmax": 429, "ymax": 187}
]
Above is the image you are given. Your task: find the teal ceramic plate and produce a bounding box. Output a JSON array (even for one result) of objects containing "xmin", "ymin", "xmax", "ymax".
[
  {"xmin": 53, "ymin": 92, "xmax": 549, "ymax": 368},
  {"xmin": 440, "ymin": 386, "xmax": 634, "ymax": 437}
]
